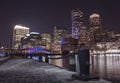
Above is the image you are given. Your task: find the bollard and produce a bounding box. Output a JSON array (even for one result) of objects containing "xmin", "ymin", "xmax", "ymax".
[
  {"xmin": 62, "ymin": 51, "xmax": 70, "ymax": 70},
  {"xmin": 72, "ymin": 48, "xmax": 99, "ymax": 81},
  {"xmin": 45, "ymin": 56, "xmax": 49, "ymax": 63},
  {"xmin": 38, "ymin": 54, "xmax": 42, "ymax": 62},
  {"xmin": 78, "ymin": 49, "xmax": 90, "ymax": 76}
]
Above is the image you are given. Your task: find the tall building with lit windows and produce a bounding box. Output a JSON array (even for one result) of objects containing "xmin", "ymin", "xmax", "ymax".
[
  {"xmin": 50, "ymin": 26, "xmax": 69, "ymax": 67},
  {"xmin": 79, "ymin": 25, "xmax": 88, "ymax": 45},
  {"xmin": 71, "ymin": 9, "xmax": 84, "ymax": 39},
  {"xmin": 12, "ymin": 25, "xmax": 29, "ymax": 49},
  {"xmin": 41, "ymin": 33, "xmax": 51, "ymax": 50},
  {"xmin": 21, "ymin": 32, "xmax": 41, "ymax": 49},
  {"xmin": 53, "ymin": 26, "xmax": 68, "ymax": 53},
  {"xmin": 89, "ymin": 13, "xmax": 102, "ymax": 30},
  {"xmin": 89, "ymin": 13, "xmax": 102, "ymax": 45}
]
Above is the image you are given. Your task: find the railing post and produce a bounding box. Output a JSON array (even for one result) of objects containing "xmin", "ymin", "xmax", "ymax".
[
  {"xmin": 72, "ymin": 48, "xmax": 99, "ymax": 81},
  {"xmin": 78, "ymin": 48, "xmax": 90, "ymax": 76},
  {"xmin": 45, "ymin": 56, "xmax": 49, "ymax": 63},
  {"xmin": 62, "ymin": 51, "xmax": 70, "ymax": 70},
  {"xmin": 38, "ymin": 53, "xmax": 42, "ymax": 62}
]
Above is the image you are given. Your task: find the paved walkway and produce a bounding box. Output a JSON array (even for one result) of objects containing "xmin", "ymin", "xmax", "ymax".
[{"xmin": 0, "ymin": 58, "xmax": 111, "ymax": 83}]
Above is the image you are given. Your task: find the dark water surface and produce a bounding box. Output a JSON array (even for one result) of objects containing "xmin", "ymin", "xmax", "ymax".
[
  {"xmin": 28, "ymin": 54, "xmax": 120, "ymax": 83},
  {"xmin": 90, "ymin": 54, "xmax": 120, "ymax": 83}
]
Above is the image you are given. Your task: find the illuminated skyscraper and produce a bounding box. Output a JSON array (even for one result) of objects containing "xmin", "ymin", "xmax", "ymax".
[
  {"xmin": 89, "ymin": 13, "xmax": 102, "ymax": 30},
  {"xmin": 71, "ymin": 9, "xmax": 84, "ymax": 39},
  {"xmin": 89, "ymin": 13, "xmax": 102, "ymax": 45},
  {"xmin": 12, "ymin": 25, "xmax": 29, "ymax": 49}
]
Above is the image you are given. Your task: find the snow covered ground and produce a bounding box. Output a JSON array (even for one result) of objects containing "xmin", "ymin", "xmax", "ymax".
[{"xmin": 0, "ymin": 58, "xmax": 111, "ymax": 83}]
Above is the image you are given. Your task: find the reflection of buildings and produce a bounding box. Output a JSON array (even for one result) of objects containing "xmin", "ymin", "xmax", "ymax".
[
  {"xmin": 71, "ymin": 9, "xmax": 84, "ymax": 39},
  {"xmin": 50, "ymin": 26, "xmax": 69, "ymax": 67},
  {"xmin": 12, "ymin": 25, "xmax": 29, "ymax": 49},
  {"xmin": 41, "ymin": 33, "xmax": 51, "ymax": 50},
  {"xmin": 21, "ymin": 32, "xmax": 42, "ymax": 49},
  {"xmin": 53, "ymin": 26, "xmax": 68, "ymax": 53},
  {"xmin": 60, "ymin": 36, "xmax": 78, "ymax": 70}
]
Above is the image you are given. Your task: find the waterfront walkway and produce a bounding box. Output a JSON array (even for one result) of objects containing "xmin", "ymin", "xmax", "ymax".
[{"xmin": 0, "ymin": 58, "xmax": 111, "ymax": 83}]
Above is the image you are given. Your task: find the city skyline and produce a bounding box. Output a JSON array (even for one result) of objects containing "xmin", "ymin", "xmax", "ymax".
[{"xmin": 0, "ymin": 0, "xmax": 119, "ymax": 47}]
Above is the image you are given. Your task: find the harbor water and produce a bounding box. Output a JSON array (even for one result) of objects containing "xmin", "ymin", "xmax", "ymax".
[
  {"xmin": 90, "ymin": 54, "xmax": 120, "ymax": 83},
  {"xmin": 30, "ymin": 53, "xmax": 120, "ymax": 83}
]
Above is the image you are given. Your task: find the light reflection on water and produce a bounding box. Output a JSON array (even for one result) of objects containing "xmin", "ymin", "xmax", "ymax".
[
  {"xmin": 90, "ymin": 54, "xmax": 120, "ymax": 82},
  {"xmin": 29, "ymin": 54, "xmax": 120, "ymax": 82}
]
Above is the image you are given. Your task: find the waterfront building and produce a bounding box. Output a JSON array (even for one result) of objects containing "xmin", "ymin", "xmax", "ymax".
[
  {"xmin": 71, "ymin": 9, "xmax": 84, "ymax": 39},
  {"xmin": 53, "ymin": 26, "xmax": 69, "ymax": 53},
  {"xmin": 41, "ymin": 33, "xmax": 51, "ymax": 50},
  {"xmin": 21, "ymin": 32, "xmax": 42, "ymax": 49},
  {"xmin": 107, "ymin": 31, "xmax": 116, "ymax": 39},
  {"xmin": 115, "ymin": 34, "xmax": 120, "ymax": 41},
  {"xmin": 12, "ymin": 25, "xmax": 29, "ymax": 49}
]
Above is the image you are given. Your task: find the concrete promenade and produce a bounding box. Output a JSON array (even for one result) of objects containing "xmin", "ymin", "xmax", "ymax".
[{"xmin": 0, "ymin": 58, "xmax": 111, "ymax": 83}]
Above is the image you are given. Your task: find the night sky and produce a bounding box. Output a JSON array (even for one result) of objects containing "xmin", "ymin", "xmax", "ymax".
[{"xmin": 0, "ymin": 0, "xmax": 119, "ymax": 48}]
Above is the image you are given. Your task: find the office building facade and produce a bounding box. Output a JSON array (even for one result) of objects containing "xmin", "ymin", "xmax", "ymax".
[
  {"xmin": 53, "ymin": 26, "xmax": 68, "ymax": 53},
  {"xmin": 21, "ymin": 32, "xmax": 42, "ymax": 49},
  {"xmin": 12, "ymin": 25, "xmax": 29, "ymax": 49},
  {"xmin": 41, "ymin": 33, "xmax": 51, "ymax": 50},
  {"xmin": 71, "ymin": 9, "xmax": 84, "ymax": 39},
  {"xmin": 89, "ymin": 13, "xmax": 102, "ymax": 44},
  {"xmin": 89, "ymin": 13, "xmax": 102, "ymax": 30}
]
